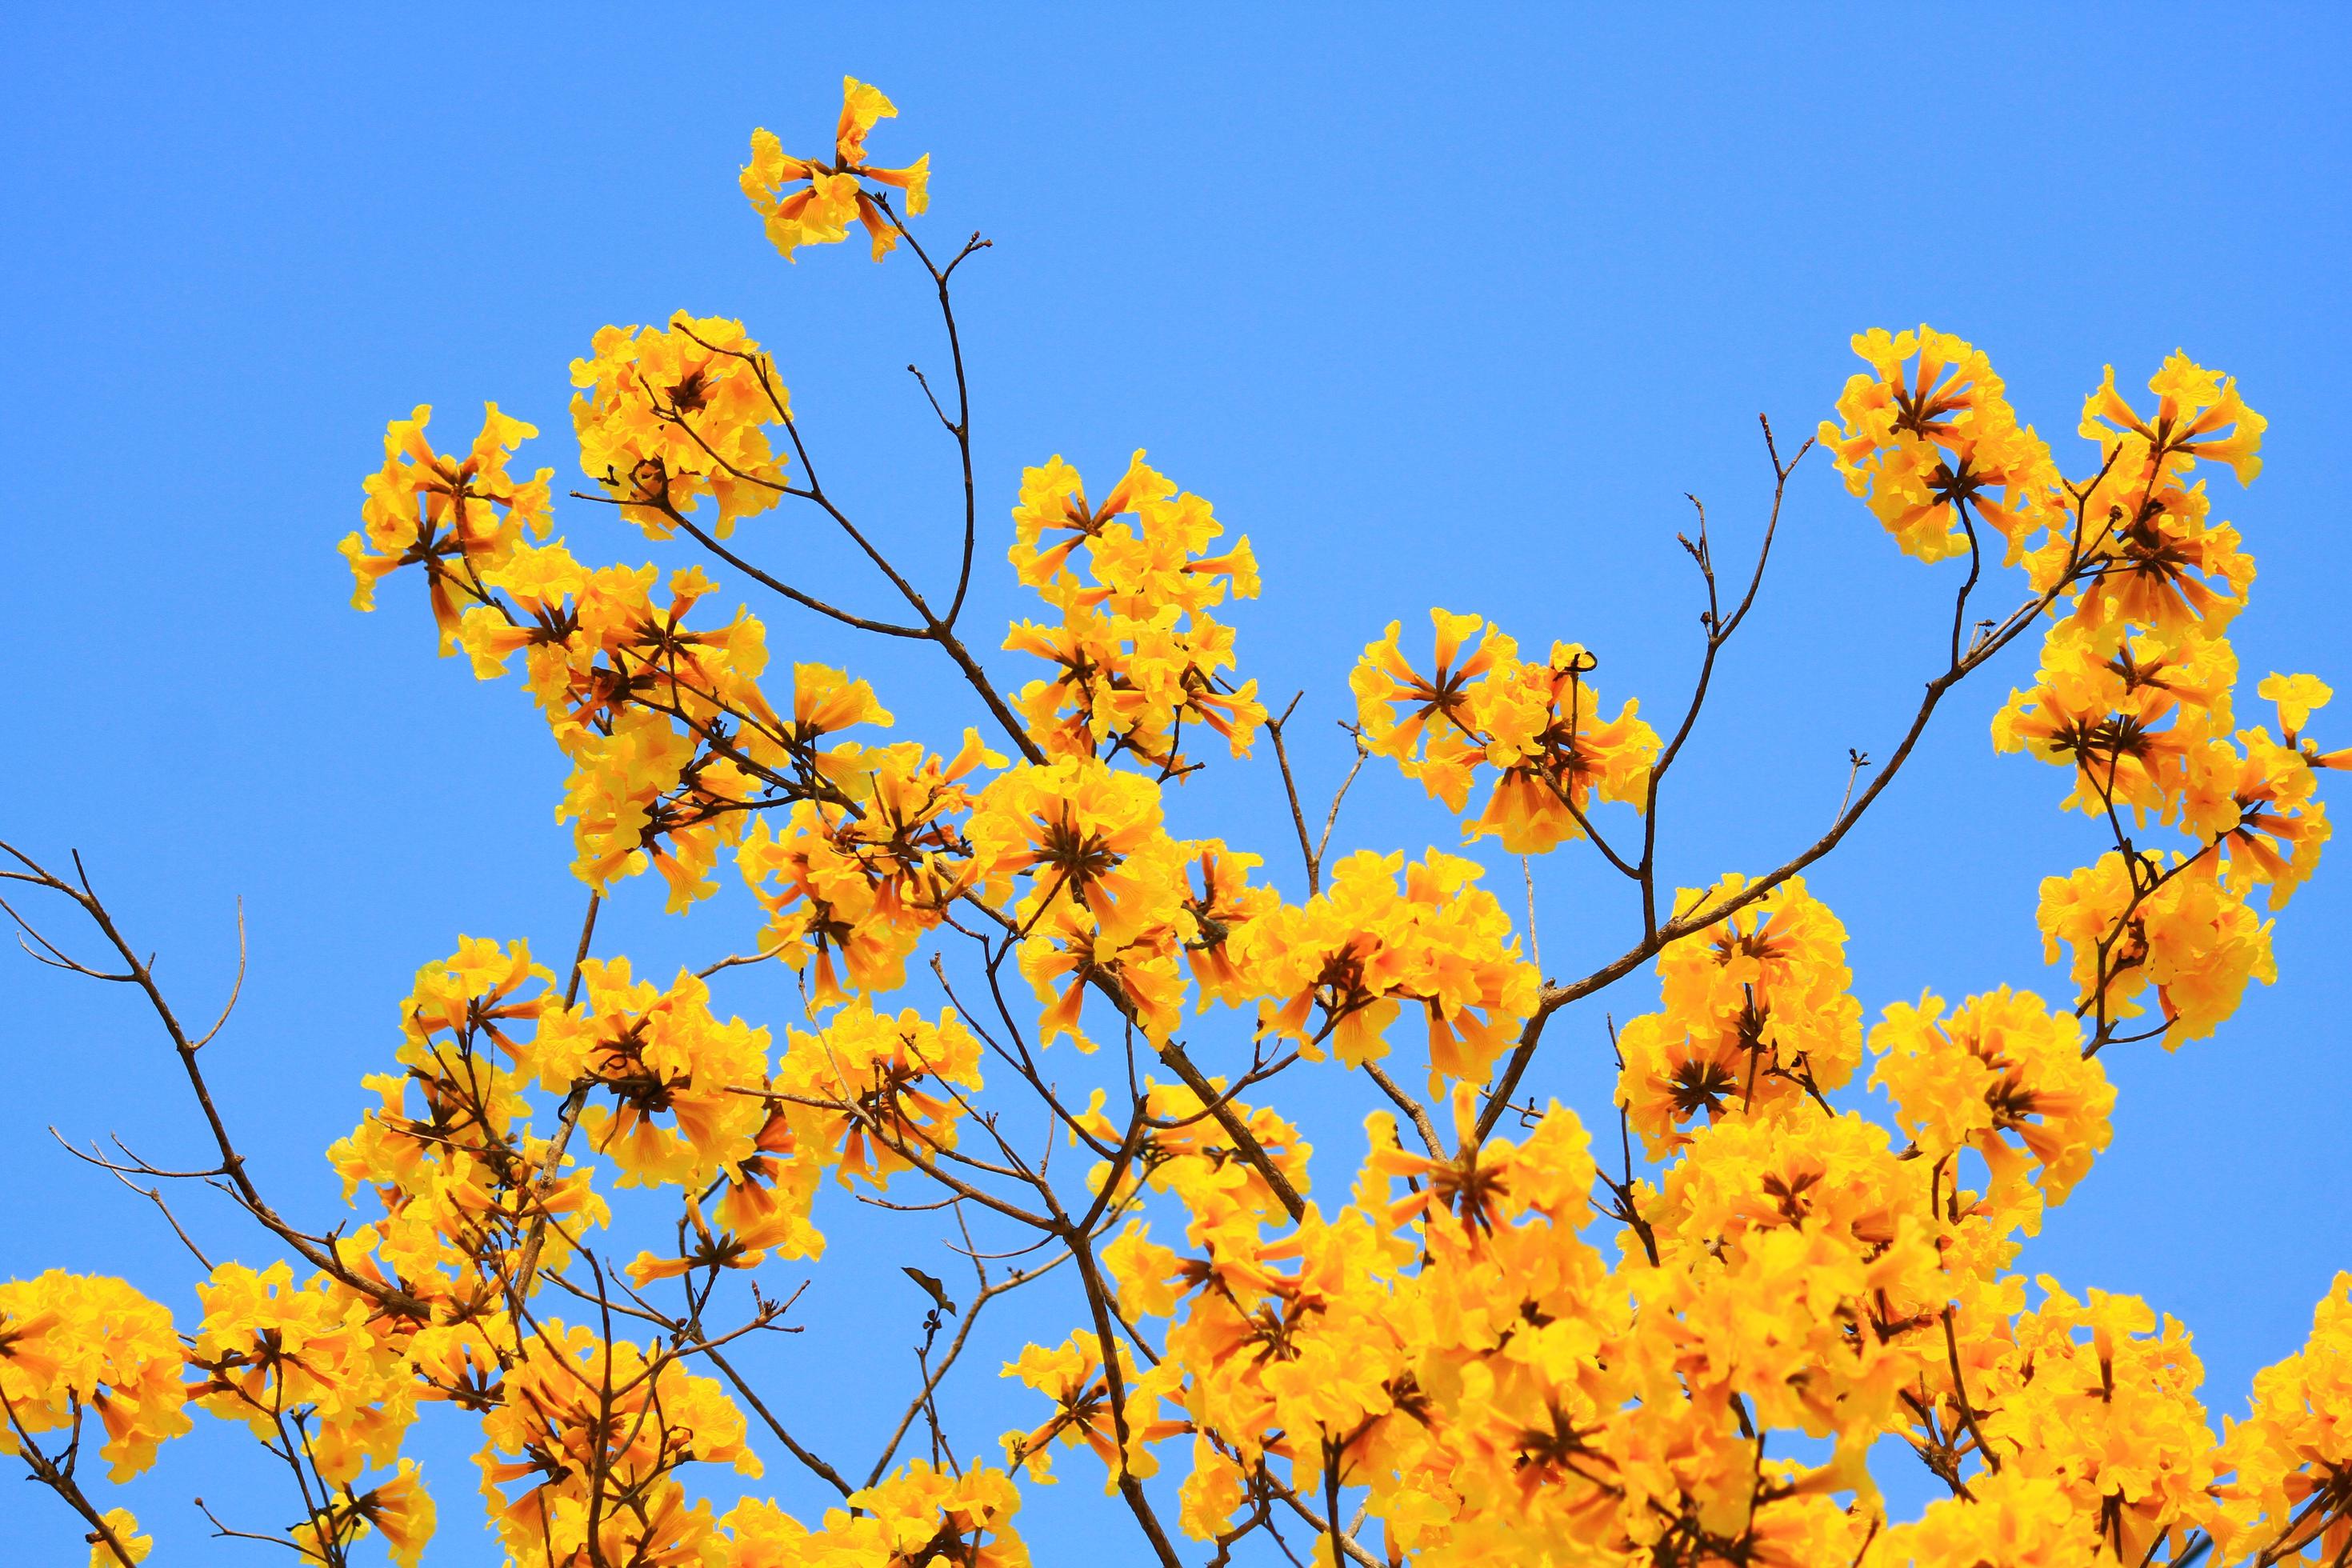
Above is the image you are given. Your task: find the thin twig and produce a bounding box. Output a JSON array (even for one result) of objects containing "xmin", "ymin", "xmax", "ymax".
[{"xmin": 107, "ymin": 1167, "xmax": 215, "ymax": 1270}]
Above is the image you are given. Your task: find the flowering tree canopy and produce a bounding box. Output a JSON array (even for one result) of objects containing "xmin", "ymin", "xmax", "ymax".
[{"xmin": 6, "ymin": 76, "xmax": 2350, "ymax": 1568}]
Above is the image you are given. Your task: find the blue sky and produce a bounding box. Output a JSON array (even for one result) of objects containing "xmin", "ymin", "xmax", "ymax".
[{"xmin": 4, "ymin": 4, "xmax": 2348, "ymax": 1561}]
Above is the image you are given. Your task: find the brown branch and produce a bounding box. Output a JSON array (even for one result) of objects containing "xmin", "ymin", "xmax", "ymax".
[
  {"xmin": 700, "ymin": 1342, "xmax": 858, "ymax": 1499},
  {"xmin": 1635, "ymin": 421, "xmax": 1813, "ymax": 938},
  {"xmin": 3, "ymin": 1397, "xmax": 140, "ymax": 1566},
  {"xmin": 1943, "ymin": 1306, "xmax": 2002, "ymax": 1474},
  {"xmin": 1267, "ymin": 693, "xmax": 1322, "ymax": 893},
  {"xmin": 1260, "ymin": 1466, "xmax": 1384, "ymax": 1568},
  {"xmin": 106, "ymin": 1166, "xmax": 216, "ymax": 1270},
  {"xmin": 192, "ymin": 895, "xmax": 247, "ymax": 1049},
  {"xmin": 863, "ymin": 1250, "xmax": 1070, "ymax": 1486},
  {"xmin": 1362, "ymin": 1061, "xmax": 1442, "ymax": 1157},
  {"xmin": 1315, "ymin": 727, "xmax": 1370, "ymax": 874},
  {"xmin": 0, "ymin": 843, "xmax": 432, "ymax": 1318},
  {"xmin": 669, "ymin": 510, "xmax": 929, "ymax": 640},
  {"xmin": 872, "ymin": 195, "xmax": 989, "ymax": 630},
  {"xmin": 1066, "ymin": 1233, "xmax": 1186, "ymax": 1568}
]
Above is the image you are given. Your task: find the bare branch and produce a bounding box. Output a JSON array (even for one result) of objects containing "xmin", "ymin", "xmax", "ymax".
[
  {"xmin": 108, "ymin": 1167, "xmax": 216, "ymax": 1271},
  {"xmin": 191, "ymin": 897, "xmax": 248, "ymax": 1050},
  {"xmin": 864, "ymin": 1250, "xmax": 1070, "ymax": 1486}
]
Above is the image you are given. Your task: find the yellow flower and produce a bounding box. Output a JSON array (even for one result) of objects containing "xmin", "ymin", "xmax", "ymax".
[
  {"xmin": 1880, "ymin": 1472, "xmax": 2101, "ymax": 1567},
  {"xmin": 966, "ymin": 758, "xmax": 1198, "ymax": 1044},
  {"xmin": 187, "ymin": 1261, "xmax": 414, "ymax": 1487},
  {"xmin": 741, "ymin": 77, "xmax": 931, "ymax": 262},
  {"xmin": 1819, "ymin": 326, "xmax": 2062, "ymax": 565},
  {"xmin": 1615, "ymin": 875, "xmax": 1861, "ymax": 1156},
  {"xmin": 1955, "ymin": 1281, "xmax": 2220, "ymax": 1562},
  {"xmin": 817, "ymin": 1462, "xmax": 1028, "ymax": 1568},
  {"xmin": 86, "ymin": 1508, "xmax": 151, "ymax": 1568},
  {"xmin": 0, "ymin": 1272, "xmax": 190, "ymax": 1483},
  {"xmin": 2041, "ymin": 850, "xmax": 2279, "ymax": 1045},
  {"xmin": 736, "ymin": 731, "xmax": 993, "ymax": 1009},
  {"xmin": 350, "ymin": 1459, "xmax": 435, "ymax": 1568},
  {"xmin": 2082, "ymin": 350, "xmax": 2266, "ymax": 486},
  {"xmin": 1991, "ymin": 623, "xmax": 2234, "ymax": 822},
  {"xmin": 1004, "ymin": 451, "xmax": 1266, "ymax": 770},
  {"xmin": 1870, "ymin": 987, "xmax": 2113, "ymax": 1227},
  {"xmin": 2171, "ymin": 730, "xmax": 2327, "ymax": 906},
  {"xmin": 1002, "ymin": 1330, "xmax": 1182, "ymax": 1488},
  {"xmin": 2259, "ymin": 670, "xmax": 2334, "ymax": 738},
  {"xmin": 340, "ymin": 402, "xmax": 552, "ymax": 651},
  {"xmin": 2213, "ymin": 1272, "xmax": 2352, "ymax": 1562},
  {"xmin": 1102, "ymin": 1220, "xmax": 1185, "ymax": 1320},
  {"xmin": 570, "ymin": 314, "xmax": 790, "ymax": 538},
  {"xmin": 477, "ymin": 1320, "xmax": 754, "ymax": 1566},
  {"xmin": 778, "ymin": 1001, "xmax": 984, "ymax": 1189},
  {"xmin": 1466, "ymin": 641, "xmax": 1658, "ymax": 853},
  {"xmin": 1351, "ymin": 608, "xmax": 1511, "ymax": 806},
  {"xmin": 1354, "ymin": 615, "xmax": 1657, "ymax": 850},
  {"xmin": 1246, "ymin": 848, "xmax": 1537, "ymax": 1086},
  {"xmin": 526, "ymin": 958, "xmax": 773, "ymax": 1190}
]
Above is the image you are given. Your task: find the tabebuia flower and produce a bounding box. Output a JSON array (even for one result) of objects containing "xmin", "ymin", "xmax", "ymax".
[{"xmin": 741, "ymin": 76, "xmax": 930, "ymax": 262}]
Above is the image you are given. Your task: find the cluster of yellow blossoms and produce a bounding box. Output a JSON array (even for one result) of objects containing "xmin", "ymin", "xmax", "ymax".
[
  {"xmin": 1006, "ymin": 450, "xmax": 1266, "ymax": 772},
  {"xmin": 342, "ymin": 403, "xmax": 552, "ymax": 654},
  {"xmin": 1614, "ymin": 874, "xmax": 1862, "ymax": 1157},
  {"xmin": 0, "ymin": 1271, "xmax": 190, "ymax": 1482},
  {"xmin": 742, "ymin": 78, "xmax": 930, "ymax": 263},
  {"xmin": 571, "ymin": 314, "xmax": 790, "ymax": 538},
  {"xmin": 1247, "ymin": 848, "xmax": 1538, "ymax": 1083},
  {"xmin": 10, "ymin": 79, "xmax": 2348, "ymax": 1568},
  {"xmin": 1353, "ymin": 610, "xmax": 1659, "ymax": 854},
  {"xmin": 1828, "ymin": 327, "xmax": 2332, "ymax": 1055}
]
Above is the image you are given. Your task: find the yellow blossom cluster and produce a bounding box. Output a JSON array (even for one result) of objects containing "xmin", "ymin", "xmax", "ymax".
[
  {"xmin": 742, "ymin": 77, "xmax": 931, "ymax": 262},
  {"xmin": 1354, "ymin": 610, "xmax": 1660, "ymax": 853},
  {"xmin": 326, "ymin": 937, "xmax": 604, "ymax": 1297},
  {"xmin": 1002, "ymin": 1330, "xmax": 1180, "ymax": 1486},
  {"xmin": 1950, "ymin": 1282, "xmax": 2222, "ymax": 1564},
  {"xmin": 1089, "ymin": 1089, "xmax": 1920, "ymax": 1566},
  {"xmin": 393, "ymin": 530, "xmax": 764, "ymax": 904},
  {"xmin": 1881, "ymin": 1474, "xmax": 2105, "ymax": 1568},
  {"xmin": 477, "ymin": 1320, "xmax": 758, "ymax": 1566},
  {"xmin": 523, "ymin": 958, "xmax": 773, "ymax": 1189},
  {"xmin": 303, "ymin": 1461, "xmax": 435, "ymax": 1568},
  {"xmin": 735, "ymin": 722, "xmax": 999, "ymax": 1006},
  {"xmin": 1614, "ymin": 874, "xmax": 1862, "ymax": 1156},
  {"xmin": 2213, "ymin": 1274, "xmax": 2352, "ymax": 1562},
  {"xmin": 460, "ymin": 543, "xmax": 852, "ymax": 910},
  {"xmin": 706, "ymin": 1463, "xmax": 1028, "ymax": 1568},
  {"xmin": 1982, "ymin": 341, "xmax": 2327, "ymax": 1044},
  {"xmin": 571, "ymin": 314, "xmax": 791, "ymax": 538},
  {"xmin": 1246, "ymin": 848, "xmax": 1539, "ymax": 1085},
  {"xmin": 340, "ymin": 402, "xmax": 553, "ymax": 651},
  {"xmin": 1822, "ymin": 325, "xmax": 2065, "ymax": 566},
  {"xmin": 186, "ymin": 1260, "xmax": 422, "ymax": 1503},
  {"xmin": 775, "ymin": 1000, "xmax": 985, "ymax": 1190},
  {"xmin": 2034, "ymin": 850, "xmax": 2278, "ymax": 1046},
  {"xmin": 967, "ymin": 755, "xmax": 1205, "ymax": 1046},
  {"xmin": 1870, "ymin": 986, "xmax": 2113, "ymax": 1231},
  {"xmin": 1992, "ymin": 623, "xmax": 2239, "ymax": 822},
  {"xmin": 0, "ymin": 1272, "xmax": 188, "ymax": 1482},
  {"xmin": 1005, "ymin": 450, "xmax": 1266, "ymax": 771}
]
